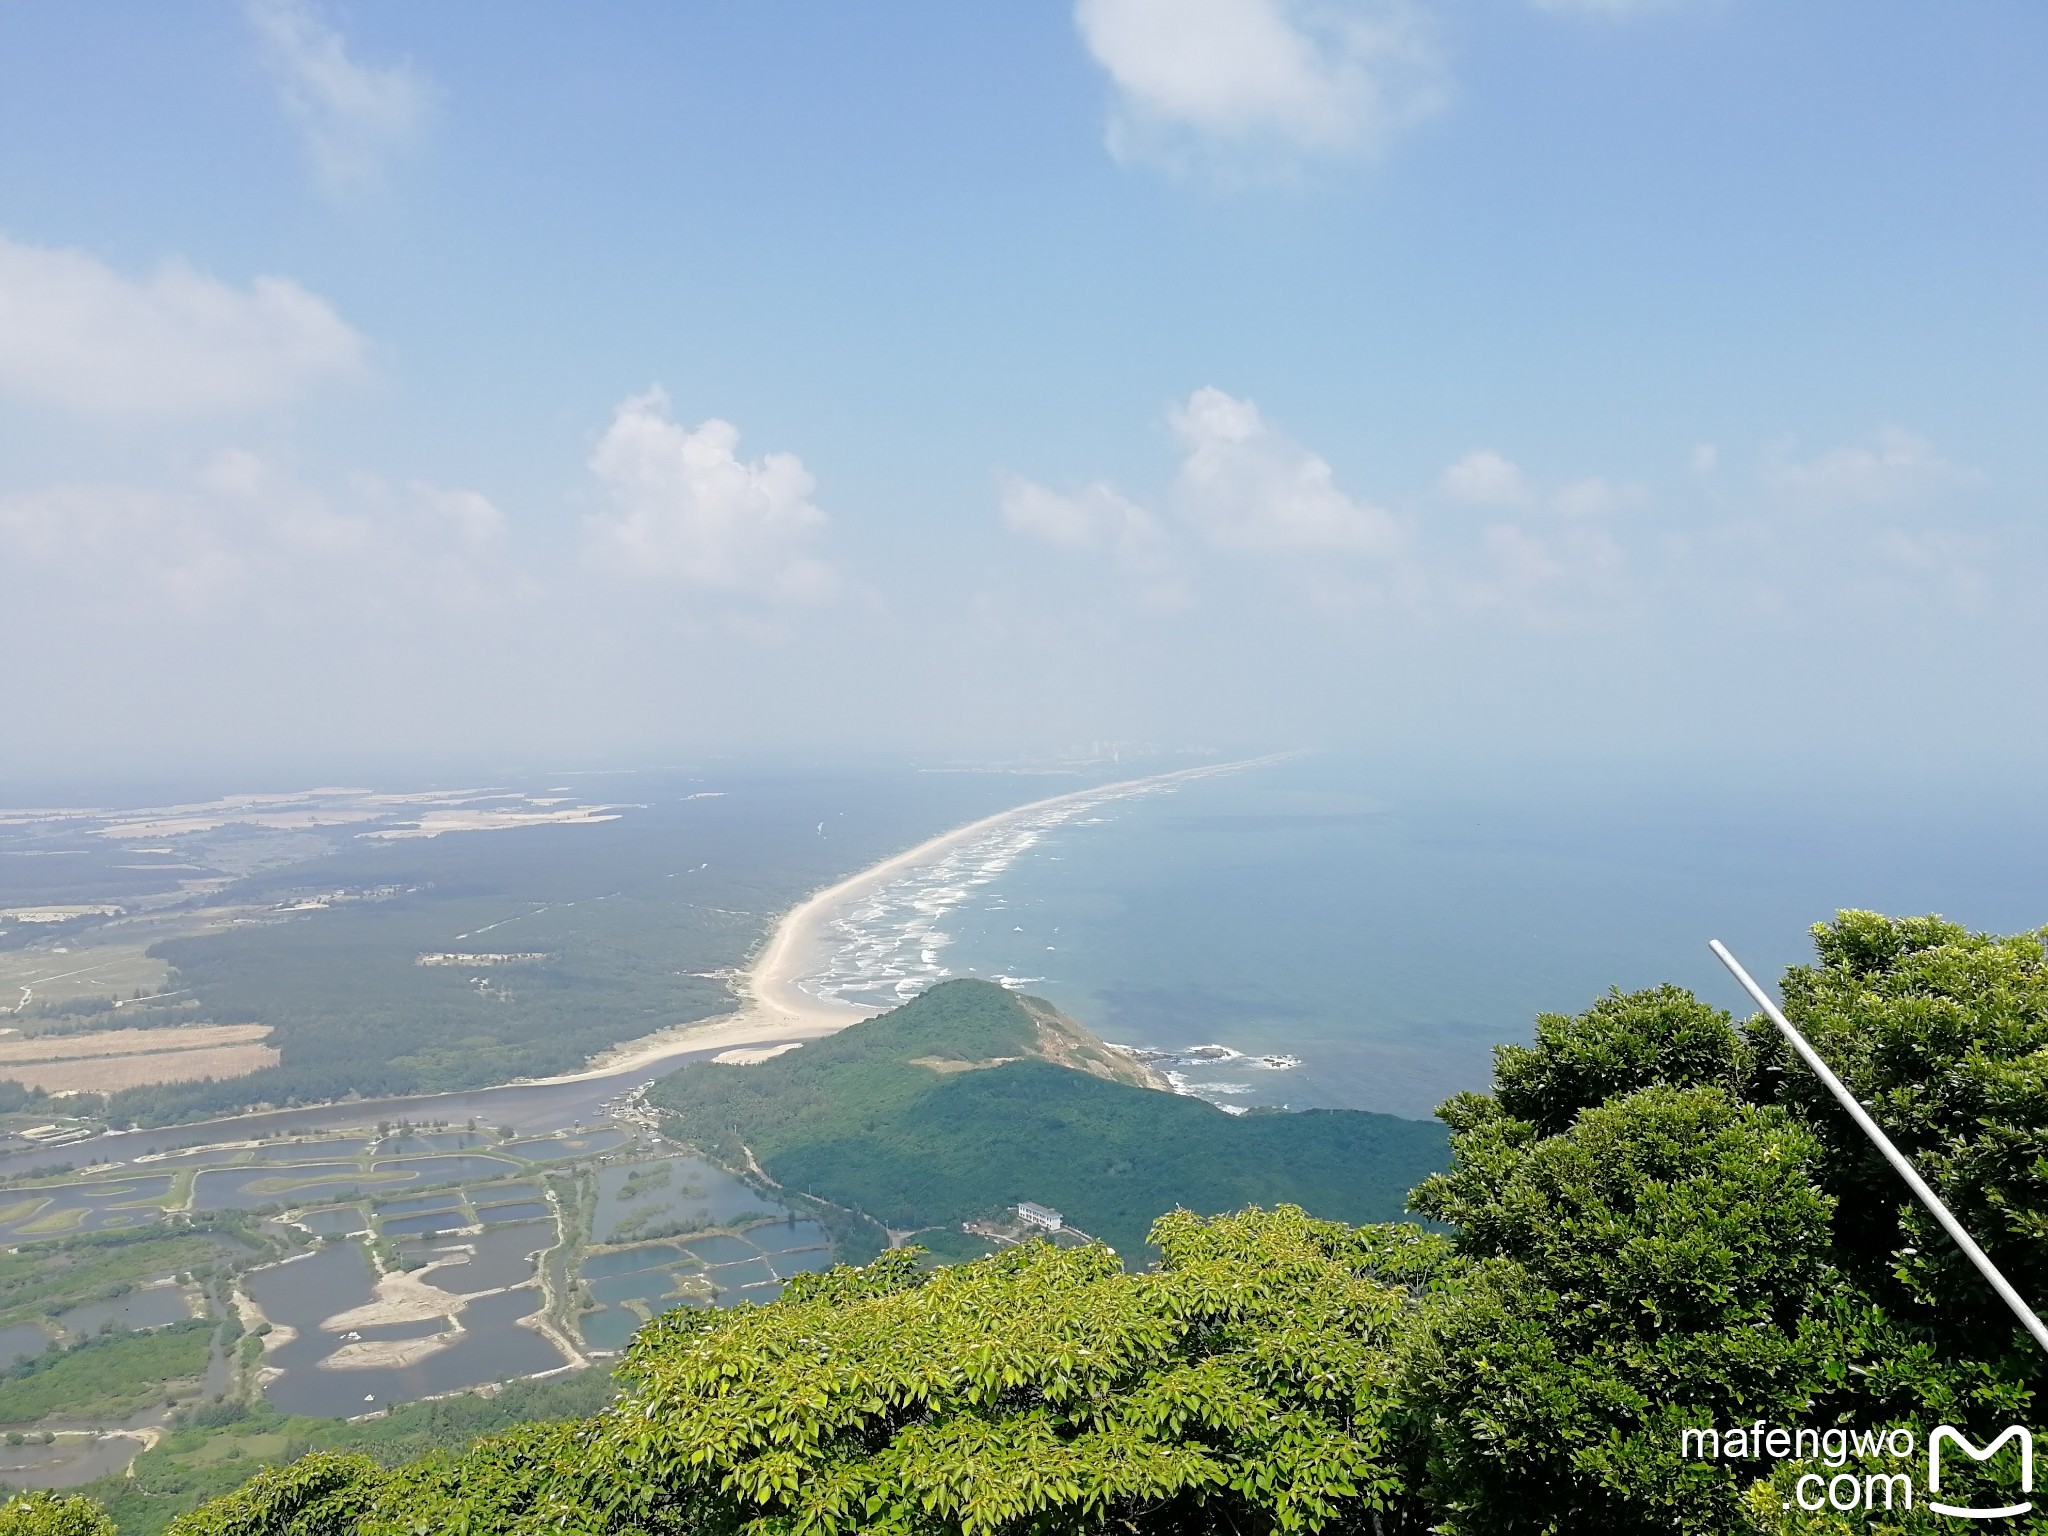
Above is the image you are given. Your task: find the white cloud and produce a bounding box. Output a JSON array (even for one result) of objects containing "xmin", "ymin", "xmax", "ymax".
[
  {"xmin": 1170, "ymin": 387, "xmax": 1401, "ymax": 554},
  {"xmin": 0, "ymin": 453, "xmax": 511, "ymax": 621},
  {"xmin": 248, "ymin": 0, "xmax": 432, "ymax": 190},
  {"xmin": 1549, "ymin": 476, "xmax": 1643, "ymax": 518},
  {"xmin": 1074, "ymin": 0, "xmax": 1444, "ymax": 171},
  {"xmin": 1764, "ymin": 427, "xmax": 1975, "ymax": 513},
  {"xmin": 1439, "ymin": 448, "xmax": 1530, "ymax": 507},
  {"xmin": 0, "ymin": 234, "xmax": 365, "ymax": 417},
  {"xmin": 1002, "ymin": 476, "xmax": 1191, "ymax": 608},
  {"xmin": 1454, "ymin": 519, "xmax": 1629, "ymax": 621},
  {"xmin": 584, "ymin": 389, "xmax": 835, "ymax": 603}
]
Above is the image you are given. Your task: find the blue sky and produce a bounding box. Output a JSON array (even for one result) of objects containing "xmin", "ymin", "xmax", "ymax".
[{"xmin": 1, "ymin": 1, "xmax": 2043, "ymax": 777}]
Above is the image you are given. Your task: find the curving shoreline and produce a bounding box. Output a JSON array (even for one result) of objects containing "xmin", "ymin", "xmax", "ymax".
[
  {"xmin": 575, "ymin": 756, "xmax": 1284, "ymax": 1077},
  {"xmin": 3, "ymin": 758, "xmax": 1285, "ymax": 1176}
]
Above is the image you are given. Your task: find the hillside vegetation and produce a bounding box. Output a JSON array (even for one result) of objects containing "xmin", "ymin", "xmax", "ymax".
[
  {"xmin": 11, "ymin": 912, "xmax": 2046, "ymax": 1535},
  {"xmin": 645, "ymin": 978, "xmax": 1451, "ymax": 1253}
]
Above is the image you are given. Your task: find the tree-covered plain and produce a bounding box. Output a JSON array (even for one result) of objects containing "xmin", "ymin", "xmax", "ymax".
[
  {"xmin": 9, "ymin": 912, "xmax": 2044, "ymax": 1535},
  {"xmin": 51, "ymin": 774, "xmax": 1056, "ymax": 1126},
  {"xmin": 646, "ymin": 977, "xmax": 1451, "ymax": 1255}
]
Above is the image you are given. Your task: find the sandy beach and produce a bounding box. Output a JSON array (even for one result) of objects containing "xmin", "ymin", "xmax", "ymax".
[{"xmin": 573, "ymin": 758, "xmax": 1274, "ymax": 1079}]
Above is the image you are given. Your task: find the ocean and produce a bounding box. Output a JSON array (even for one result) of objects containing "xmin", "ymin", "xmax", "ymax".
[{"xmin": 797, "ymin": 755, "xmax": 2048, "ymax": 1119}]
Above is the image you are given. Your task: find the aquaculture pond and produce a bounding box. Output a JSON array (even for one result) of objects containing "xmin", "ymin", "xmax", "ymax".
[
  {"xmin": 577, "ymin": 1307, "xmax": 645, "ymax": 1352},
  {"xmin": 703, "ymin": 1258, "xmax": 775, "ymax": 1293},
  {"xmin": 371, "ymin": 1154, "xmax": 521, "ymax": 1183},
  {"xmin": 573, "ymin": 1217, "xmax": 833, "ymax": 1351},
  {"xmin": 592, "ymin": 1155, "xmax": 788, "ymax": 1246},
  {"xmin": 53, "ymin": 1286, "xmax": 193, "ymax": 1338},
  {"xmin": 473, "ymin": 1200, "xmax": 549, "ymax": 1224},
  {"xmin": 472, "ymin": 1183, "xmax": 543, "ymax": 1205},
  {"xmin": 141, "ymin": 1147, "xmax": 261, "ymax": 1168},
  {"xmin": 260, "ymin": 1285, "xmax": 568, "ymax": 1419},
  {"xmin": 580, "ymin": 1244, "xmax": 693, "ymax": 1281},
  {"xmin": 0, "ymin": 1322, "xmax": 50, "ymax": 1367},
  {"xmin": 73, "ymin": 1175, "xmax": 175, "ymax": 1205},
  {"xmin": 242, "ymin": 1139, "xmax": 372, "ymax": 1163},
  {"xmin": 245, "ymin": 1244, "xmax": 382, "ymax": 1340},
  {"xmin": 588, "ymin": 1271, "xmax": 696, "ymax": 1309},
  {"xmin": 296, "ymin": 1205, "xmax": 369, "ymax": 1236},
  {"xmin": 246, "ymin": 1242, "xmax": 568, "ymax": 1418},
  {"xmin": 380, "ymin": 1210, "xmax": 470, "ymax": 1239},
  {"xmin": 0, "ymin": 1195, "xmax": 163, "ymax": 1240},
  {"xmin": 376, "ymin": 1193, "xmax": 465, "ymax": 1219},
  {"xmin": 678, "ymin": 1233, "xmax": 757, "ymax": 1267},
  {"xmin": 192, "ymin": 1163, "xmax": 407, "ymax": 1212},
  {"xmin": 376, "ymin": 1132, "xmax": 492, "ymax": 1156},
  {"xmin": 505, "ymin": 1128, "xmax": 628, "ymax": 1162},
  {"xmin": 403, "ymin": 1220, "xmax": 553, "ymax": 1294},
  {"xmin": 0, "ymin": 1432, "xmax": 151, "ymax": 1490},
  {"xmin": 769, "ymin": 1247, "xmax": 835, "ymax": 1278},
  {"xmin": 750, "ymin": 1218, "xmax": 831, "ymax": 1254}
]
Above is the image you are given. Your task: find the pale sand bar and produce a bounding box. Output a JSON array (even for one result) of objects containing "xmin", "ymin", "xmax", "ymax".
[{"xmin": 568, "ymin": 757, "xmax": 1278, "ymax": 1081}]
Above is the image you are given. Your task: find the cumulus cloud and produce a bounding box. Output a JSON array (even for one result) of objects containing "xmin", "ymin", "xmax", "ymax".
[
  {"xmin": 1439, "ymin": 448, "xmax": 1530, "ymax": 507},
  {"xmin": 1074, "ymin": 0, "xmax": 1444, "ymax": 171},
  {"xmin": 1002, "ymin": 476, "xmax": 1191, "ymax": 608},
  {"xmin": 1437, "ymin": 450, "xmax": 1643, "ymax": 520},
  {"xmin": 1452, "ymin": 518, "xmax": 1630, "ymax": 622},
  {"xmin": 584, "ymin": 389, "xmax": 835, "ymax": 603},
  {"xmin": 1550, "ymin": 476, "xmax": 1643, "ymax": 518},
  {"xmin": 0, "ymin": 234, "xmax": 365, "ymax": 417},
  {"xmin": 997, "ymin": 388, "xmax": 1402, "ymax": 610},
  {"xmin": 0, "ymin": 452, "xmax": 512, "ymax": 622},
  {"xmin": 1763, "ymin": 427, "xmax": 1976, "ymax": 513},
  {"xmin": 248, "ymin": 0, "xmax": 432, "ymax": 190},
  {"xmin": 1170, "ymin": 387, "xmax": 1401, "ymax": 554}
]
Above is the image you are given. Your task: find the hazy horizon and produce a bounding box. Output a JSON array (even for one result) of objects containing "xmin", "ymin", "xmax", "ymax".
[{"xmin": 5, "ymin": 4, "xmax": 2045, "ymax": 780}]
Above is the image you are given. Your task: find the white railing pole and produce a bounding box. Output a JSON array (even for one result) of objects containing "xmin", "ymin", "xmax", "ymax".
[{"xmin": 1709, "ymin": 939, "xmax": 2048, "ymax": 1355}]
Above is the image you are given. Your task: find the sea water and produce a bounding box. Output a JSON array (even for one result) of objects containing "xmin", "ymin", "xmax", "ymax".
[{"xmin": 803, "ymin": 756, "xmax": 2048, "ymax": 1119}]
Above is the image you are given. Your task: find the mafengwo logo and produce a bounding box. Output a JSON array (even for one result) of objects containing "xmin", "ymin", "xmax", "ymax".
[
  {"xmin": 1928, "ymin": 1427, "xmax": 2032, "ymax": 1521},
  {"xmin": 1680, "ymin": 1423, "xmax": 2033, "ymax": 1518}
]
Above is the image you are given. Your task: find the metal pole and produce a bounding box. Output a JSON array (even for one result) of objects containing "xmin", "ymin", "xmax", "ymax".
[{"xmin": 1710, "ymin": 939, "xmax": 2048, "ymax": 1355}]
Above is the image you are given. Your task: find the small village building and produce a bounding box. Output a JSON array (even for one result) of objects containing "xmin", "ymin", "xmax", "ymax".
[{"xmin": 1016, "ymin": 1201, "xmax": 1063, "ymax": 1232}]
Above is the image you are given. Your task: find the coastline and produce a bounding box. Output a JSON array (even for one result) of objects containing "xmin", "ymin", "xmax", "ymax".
[
  {"xmin": 573, "ymin": 756, "xmax": 1282, "ymax": 1078},
  {"xmin": 26, "ymin": 757, "xmax": 1281, "ymax": 1171}
]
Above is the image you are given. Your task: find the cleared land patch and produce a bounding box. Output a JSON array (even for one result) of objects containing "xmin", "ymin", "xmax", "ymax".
[
  {"xmin": 0, "ymin": 942, "xmax": 173, "ymax": 1011},
  {"xmin": 0, "ymin": 1027, "xmax": 280, "ymax": 1093},
  {"xmin": 0, "ymin": 1024, "xmax": 271, "ymax": 1064}
]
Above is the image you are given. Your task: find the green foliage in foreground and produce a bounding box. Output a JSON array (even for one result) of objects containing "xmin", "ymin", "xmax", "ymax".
[
  {"xmin": 648, "ymin": 978, "xmax": 1450, "ymax": 1254},
  {"xmin": 0, "ymin": 1494, "xmax": 112, "ymax": 1536},
  {"xmin": 64, "ymin": 1372, "xmax": 621, "ymax": 1536},
  {"xmin": 20, "ymin": 912, "xmax": 2047, "ymax": 1536},
  {"xmin": 0, "ymin": 1323, "xmax": 213, "ymax": 1426},
  {"xmin": 164, "ymin": 1208, "xmax": 1441, "ymax": 1536}
]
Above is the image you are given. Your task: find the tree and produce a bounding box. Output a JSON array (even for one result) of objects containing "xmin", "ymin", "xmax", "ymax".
[
  {"xmin": 0, "ymin": 1494, "xmax": 114, "ymax": 1536},
  {"xmin": 102, "ymin": 916, "xmax": 2047, "ymax": 1536},
  {"xmin": 1405, "ymin": 1079, "xmax": 1844, "ymax": 1533}
]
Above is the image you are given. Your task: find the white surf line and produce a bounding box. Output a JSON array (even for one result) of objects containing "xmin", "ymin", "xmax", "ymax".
[
  {"xmin": 747, "ymin": 752, "xmax": 1299, "ymax": 1024},
  {"xmin": 558, "ymin": 753, "xmax": 1297, "ymax": 1084}
]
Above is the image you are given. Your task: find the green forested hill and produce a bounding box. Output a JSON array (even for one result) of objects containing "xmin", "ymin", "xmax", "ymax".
[
  {"xmin": 646, "ymin": 978, "xmax": 1448, "ymax": 1253},
  {"xmin": 18, "ymin": 911, "xmax": 2048, "ymax": 1536}
]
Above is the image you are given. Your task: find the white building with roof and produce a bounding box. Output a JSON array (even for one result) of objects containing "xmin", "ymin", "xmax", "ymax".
[{"xmin": 1016, "ymin": 1201, "xmax": 1063, "ymax": 1232}]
